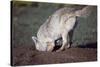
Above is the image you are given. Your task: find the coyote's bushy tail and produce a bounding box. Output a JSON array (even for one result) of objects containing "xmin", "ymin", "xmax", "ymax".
[{"xmin": 75, "ymin": 6, "xmax": 94, "ymax": 17}]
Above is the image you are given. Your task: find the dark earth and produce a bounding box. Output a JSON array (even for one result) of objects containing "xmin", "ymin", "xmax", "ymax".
[{"xmin": 11, "ymin": 44, "xmax": 97, "ymax": 66}]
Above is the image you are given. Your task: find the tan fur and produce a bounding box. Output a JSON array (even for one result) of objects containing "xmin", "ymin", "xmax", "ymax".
[{"xmin": 32, "ymin": 6, "xmax": 93, "ymax": 52}]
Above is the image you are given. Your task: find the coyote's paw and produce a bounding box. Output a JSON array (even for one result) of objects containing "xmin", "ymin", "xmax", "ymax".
[
  {"xmin": 65, "ymin": 44, "xmax": 71, "ymax": 49},
  {"xmin": 56, "ymin": 48, "xmax": 64, "ymax": 52}
]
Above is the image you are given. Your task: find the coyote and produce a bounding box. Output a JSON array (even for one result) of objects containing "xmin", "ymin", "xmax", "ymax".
[{"xmin": 32, "ymin": 6, "xmax": 93, "ymax": 52}]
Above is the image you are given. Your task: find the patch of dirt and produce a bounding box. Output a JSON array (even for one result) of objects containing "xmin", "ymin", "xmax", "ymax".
[{"xmin": 11, "ymin": 44, "xmax": 97, "ymax": 66}]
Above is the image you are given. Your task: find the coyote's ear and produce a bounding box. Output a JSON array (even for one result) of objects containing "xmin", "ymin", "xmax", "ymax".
[{"xmin": 32, "ymin": 36, "xmax": 38, "ymax": 44}]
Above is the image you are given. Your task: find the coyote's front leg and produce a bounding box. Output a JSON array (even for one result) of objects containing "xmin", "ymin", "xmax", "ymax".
[
  {"xmin": 46, "ymin": 42, "xmax": 55, "ymax": 52},
  {"xmin": 65, "ymin": 34, "xmax": 71, "ymax": 49},
  {"xmin": 56, "ymin": 32, "xmax": 69, "ymax": 52}
]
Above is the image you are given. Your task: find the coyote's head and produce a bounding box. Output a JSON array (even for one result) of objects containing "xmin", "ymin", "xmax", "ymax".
[{"xmin": 32, "ymin": 36, "xmax": 47, "ymax": 51}]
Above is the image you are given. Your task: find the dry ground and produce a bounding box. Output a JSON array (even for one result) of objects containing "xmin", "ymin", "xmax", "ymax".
[{"xmin": 11, "ymin": 44, "xmax": 97, "ymax": 66}]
